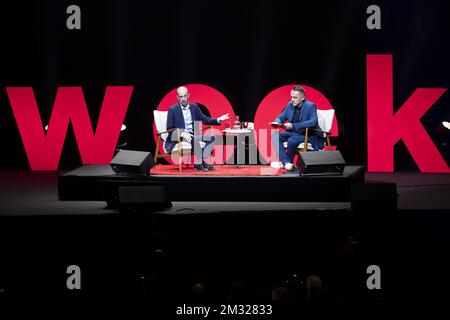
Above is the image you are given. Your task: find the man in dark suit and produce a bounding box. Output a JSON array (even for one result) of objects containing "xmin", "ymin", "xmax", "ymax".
[
  {"xmin": 271, "ymin": 86, "xmax": 322, "ymax": 171},
  {"xmin": 166, "ymin": 86, "xmax": 229, "ymax": 171}
]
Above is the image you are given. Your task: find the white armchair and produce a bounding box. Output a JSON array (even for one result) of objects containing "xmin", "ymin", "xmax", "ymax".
[
  {"xmin": 282, "ymin": 108, "xmax": 335, "ymax": 152},
  {"xmin": 153, "ymin": 110, "xmax": 207, "ymax": 172}
]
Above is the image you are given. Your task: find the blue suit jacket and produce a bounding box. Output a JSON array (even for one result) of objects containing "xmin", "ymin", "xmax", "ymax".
[
  {"xmin": 275, "ymin": 99, "xmax": 318, "ymax": 132},
  {"xmin": 165, "ymin": 103, "xmax": 220, "ymax": 151},
  {"xmin": 275, "ymin": 99, "xmax": 324, "ymax": 150}
]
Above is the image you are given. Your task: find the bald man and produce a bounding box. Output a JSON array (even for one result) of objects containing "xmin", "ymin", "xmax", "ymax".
[{"xmin": 165, "ymin": 86, "xmax": 229, "ymax": 171}]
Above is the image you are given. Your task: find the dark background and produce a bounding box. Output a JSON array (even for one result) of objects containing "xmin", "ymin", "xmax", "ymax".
[{"xmin": 0, "ymin": 0, "xmax": 448, "ymax": 170}]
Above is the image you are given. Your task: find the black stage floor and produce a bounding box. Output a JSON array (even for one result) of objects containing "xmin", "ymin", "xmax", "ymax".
[
  {"xmin": 58, "ymin": 164, "xmax": 366, "ymax": 203},
  {"xmin": 0, "ymin": 168, "xmax": 449, "ymax": 216}
]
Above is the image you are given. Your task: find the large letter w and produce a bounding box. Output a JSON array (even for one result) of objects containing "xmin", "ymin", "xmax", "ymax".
[{"xmin": 6, "ymin": 86, "xmax": 133, "ymax": 170}]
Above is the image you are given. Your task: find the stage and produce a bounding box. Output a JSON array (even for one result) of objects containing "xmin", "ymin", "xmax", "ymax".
[
  {"xmin": 57, "ymin": 164, "xmax": 365, "ymax": 204},
  {"xmin": 0, "ymin": 168, "xmax": 448, "ymax": 216}
]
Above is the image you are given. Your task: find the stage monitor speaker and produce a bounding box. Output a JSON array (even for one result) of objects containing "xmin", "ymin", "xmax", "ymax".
[
  {"xmin": 297, "ymin": 151, "xmax": 345, "ymax": 176},
  {"xmin": 110, "ymin": 149, "xmax": 154, "ymax": 176},
  {"xmin": 118, "ymin": 185, "xmax": 171, "ymax": 212}
]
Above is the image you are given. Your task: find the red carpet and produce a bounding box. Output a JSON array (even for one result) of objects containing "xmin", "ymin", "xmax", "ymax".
[{"xmin": 150, "ymin": 164, "xmax": 285, "ymax": 176}]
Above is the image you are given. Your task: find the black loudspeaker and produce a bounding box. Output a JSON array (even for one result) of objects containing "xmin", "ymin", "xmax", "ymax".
[
  {"xmin": 297, "ymin": 151, "xmax": 345, "ymax": 176},
  {"xmin": 118, "ymin": 185, "xmax": 171, "ymax": 212},
  {"xmin": 110, "ymin": 149, "xmax": 155, "ymax": 176}
]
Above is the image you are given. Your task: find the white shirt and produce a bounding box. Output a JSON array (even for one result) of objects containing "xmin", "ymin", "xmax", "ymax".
[{"xmin": 180, "ymin": 103, "xmax": 193, "ymax": 133}]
